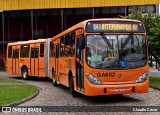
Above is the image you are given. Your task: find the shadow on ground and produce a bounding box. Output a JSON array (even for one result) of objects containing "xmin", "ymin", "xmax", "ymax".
[{"xmin": 10, "ymin": 76, "xmax": 52, "ymax": 82}]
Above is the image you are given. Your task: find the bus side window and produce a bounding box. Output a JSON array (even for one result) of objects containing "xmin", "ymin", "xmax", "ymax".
[
  {"xmin": 13, "ymin": 50, "xmax": 16, "ymax": 58},
  {"xmin": 13, "ymin": 49, "xmax": 19, "ymax": 58},
  {"xmin": 20, "ymin": 45, "xmax": 30, "ymax": 58},
  {"xmin": 60, "ymin": 37, "xmax": 65, "ymax": 57},
  {"xmin": 65, "ymin": 34, "xmax": 70, "ymax": 57},
  {"xmin": 40, "ymin": 43, "xmax": 44, "ymax": 57},
  {"xmin": 56, "ymin": 44, "xmax": 59, "ymax": 58},
  {"xmin": 31, "ymin": 48, "xmax": 38, "ymax": 58},
  {"xmin": 16, "ymin": 49, "xmax": 19, "ymax": 58},
  {"xmin": 31, "ymin": 48, "xmax": 35, "ymax": 58},
  {"xmin": 8, "ymin": 46, "xmax": 12, "ymax": 58},
  {"xmin": 35, "ymin": 48, "xmax": 39, "ymax": 58},
  {"xmin": 50, "ymin": 42, "xmax": 55, "ymax": 58},
  {"xmin": 53, "ymin": 44, "xmax": 55, "ymax": 57},
  {"xmin": 70, "ymin": 32, "xmax": 75, "ymax": 56}
]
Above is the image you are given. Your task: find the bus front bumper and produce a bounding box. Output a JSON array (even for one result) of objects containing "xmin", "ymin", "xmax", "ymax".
[{"xmin": 84, "ymin": 79, "xmax": 149, "ymax": 96}]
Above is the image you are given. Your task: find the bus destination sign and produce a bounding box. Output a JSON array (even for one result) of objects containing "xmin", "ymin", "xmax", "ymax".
[{"xmin": 86, "ymin": 21, "xmax": 145, "ymax": 33}]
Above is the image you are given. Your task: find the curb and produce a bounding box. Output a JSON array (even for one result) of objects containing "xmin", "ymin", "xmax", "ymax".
[
  {"xmin": 150, "ymin": 86, "xmax": 160, "ymax": 91},
  {"xmin": 4, "ymin": 86, "xmax": 40, "ymax": 107}
]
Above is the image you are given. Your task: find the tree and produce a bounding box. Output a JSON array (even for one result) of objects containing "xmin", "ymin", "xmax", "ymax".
[{"xmin": 121, "ymin": 9, "xmax": 160, "ymax": 65}]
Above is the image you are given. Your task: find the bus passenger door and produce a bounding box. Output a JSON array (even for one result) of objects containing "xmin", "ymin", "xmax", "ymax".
[
  {"xmin": 76, "ymin": 35, "xmax": 84, "ymax": 91},
  {"xmin": 12, "ymin": 49, "xmax": 19, "ymax": 74},
  {"xmin": 30, "ymin": 47, "xmax": 39, "ymax": 76},
  {"xmin": 55, "ymin": 44, "xmax": 59, "ymax": 82}
]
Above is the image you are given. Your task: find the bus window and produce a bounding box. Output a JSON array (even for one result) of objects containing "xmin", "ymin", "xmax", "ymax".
[
  {"xmin": 35, "ymin": 48, "xmax": 39, "ymax": 58},
  {"xmin": 60, "ymin": 37, "xmax": 65, "ymax": 57},
  {"xmin": 31, "ymin": 48, "xmax": 35, "ymax": 58},
  {"xmin": 13, "ymin": 50, "xmax": 16, "ymax": 58},
  {"xmin": 8, "ymin": 46, "xmax": 12, "ymax": 58},
  {"xmin": 50, "ymin": 42, "xmax": 55, "ymax": 58},
  {"xmin": 16, "ymin": 49, "xmax": 19, "ymax": 58},
  {"xmin": 20, "ymin": 45, "xmax": 30, "ymax": 58},
  {"xmin": 13, "ymin": 49, "xmax": 19, "ymax": 58},
  {"xmin": 56, "ymin": 44, "xmax": 59, "ymax": 58},
  {"xmin": 70, "ymin": 32, "xmax": 75, "ymax": 56},
  {"xmin": 65, "ymin": 34, "xmax": 70, "ymax": 57},
  {"xmin": 31, "ymin": 48, "xmax": 39, "ymax": 58},
  {"xmin": 40, "ymin": 43, "xmax": 44, "ymax": 57},
  {"xmin": 52, "ymin": 44, "xmax": 55, "ymax": 57}
]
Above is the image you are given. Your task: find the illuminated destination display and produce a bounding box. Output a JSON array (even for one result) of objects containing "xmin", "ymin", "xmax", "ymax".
[{"xmin": 86, "ymin": 21, "xmax": 145, "ymax": 33}]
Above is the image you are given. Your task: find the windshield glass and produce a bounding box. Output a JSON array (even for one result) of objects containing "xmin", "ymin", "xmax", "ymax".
[{"xmin": 86, "ymin": 34, "xmax": 147, "ymax": 69}]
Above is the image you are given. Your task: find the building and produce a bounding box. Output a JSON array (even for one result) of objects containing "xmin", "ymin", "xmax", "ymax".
[{"xmin": 0, "ymin": 0, "xmax": 160, "ymax": 68}]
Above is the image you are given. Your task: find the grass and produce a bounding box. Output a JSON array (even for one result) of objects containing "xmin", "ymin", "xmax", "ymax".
[
  {"xmin": 0, "ymin": 70, "xmax": 6, "ymax": 72},
  {"xmin": 0, "ymin": 85, "xmax": 37, "ymax": 106},
  {"xmin": 149, "ymin": 76, "xmax": 160, "ymax": 88},
  {"xmin": 0, "ymin": 78, "xmax": 22, "ymax": 83},
  {"xmin": 0, "ymin": 68, "xmax": 6, "ymax": 72}
]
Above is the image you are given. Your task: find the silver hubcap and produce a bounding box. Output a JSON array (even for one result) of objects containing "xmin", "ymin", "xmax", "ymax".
[
  {"xmin": 23, "ymin": 70, "xmax": 27, "ymax": 78},
  {"xmin": 53, "ymin": 77, "xmax": 55, "ymax": 83}
]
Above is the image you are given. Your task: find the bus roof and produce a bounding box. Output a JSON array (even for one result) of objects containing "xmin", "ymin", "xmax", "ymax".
[
  {"xmin": 8, "ymin": 39, "xmax": 47, "ymax": 46},
  {"xmin": 51, "ymin": 18, "xmax": 143, "ymax": 40},
  {"xmin": 81, "ymin": 18, "xmax": 142, "ymax": 24}
]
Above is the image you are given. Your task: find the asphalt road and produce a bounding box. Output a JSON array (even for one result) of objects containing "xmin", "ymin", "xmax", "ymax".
[{"xmin": 0, "ymin": 72, "xmax": 160, "ymax": 115}]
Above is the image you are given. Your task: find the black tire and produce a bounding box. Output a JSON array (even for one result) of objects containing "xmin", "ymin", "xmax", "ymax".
[
  {"xmin": 22, "ymin": 67, "xmax": 28, "ymax": 80},
  {"xmin": 52, "ymin": 70, "xmax": 58, "ymax": 87},
  {"xmin": 69, "ymin": 77, "xmax": 78, "ymax": 97}
]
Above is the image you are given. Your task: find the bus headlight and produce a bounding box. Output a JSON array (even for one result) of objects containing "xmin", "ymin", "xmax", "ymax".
[
  {"xmin": 86, "ymin": 74, "xmax": 102, "ymax": 85},
  {"xmin": 136, "ymin": 73, "xmax": 148, "ymax": 83}
]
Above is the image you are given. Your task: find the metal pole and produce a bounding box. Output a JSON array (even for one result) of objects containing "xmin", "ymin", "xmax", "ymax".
[
  {"xmin": 46, "ymin": 18, "xmax": 48, "ymax": 37},
  {"xmin": 156, "ymin": 4, "xmax": 159, "ymax": 15},
  {"xmin": 61, "ymin": 9, "xmax": 64, "ymax": 32},
  {"xmin": 159, "ymin": 4, "xmax": 160, "ymax": 15},
  {"xmin": 92, "ymin": 8, "xmax": 95, "ymax": 19},
  {"xmin": 31, "ymin": 10, "xmax": 33, "ymax": 40},
  {"xmin": 35, "ymin": 15, "xmax": 37, "ymax": 39},
  {"xmin": 7, "ymin": 16, "xmax": 10, "ymax": 41},
  {"xmin": 2, "ymin": 11, "xmax": 5, "ymax": 69},
  {"xmin": 125, "ymin": 6, "xmax": 127, "ymax": 16},
  {"xmin": 46, "ymin": 10, "xmax": 49, "ymax": 38}
]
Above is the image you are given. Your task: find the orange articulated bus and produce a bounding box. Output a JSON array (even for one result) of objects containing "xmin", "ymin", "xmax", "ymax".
[
  {"xmin": 50, "ymin": 18, "xmax": 149, "ymax": 96},
  {"xmin": 6, "ymin": 39, "xmax": 51, "ymax": 79},
  {"xmin": 6, "ymin": 18, "xmax": 148, "ymax": 97}
]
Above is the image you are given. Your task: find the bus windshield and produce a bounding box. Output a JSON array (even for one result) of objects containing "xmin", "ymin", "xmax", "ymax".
[{"xmin": 86, "ymin": 34, "xmax": 147, "ymax": 69}]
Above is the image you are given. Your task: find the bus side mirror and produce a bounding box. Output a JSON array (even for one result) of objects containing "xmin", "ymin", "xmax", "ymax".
[{"xmin": 78, "ymin": 35, "xmax": 85, "ymax": 49}]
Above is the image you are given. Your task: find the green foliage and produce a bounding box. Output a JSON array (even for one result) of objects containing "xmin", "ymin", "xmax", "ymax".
[
  {"xmin": 121, "ymin": 9, "xmax": 160, "ymax": 56},
  {"xmin": 0, "ymin": 85, "xmax": 37, "ymax": 106},
  {"xmin": 149, "ymin": 77, "xmax": 160, "ymax": 88}
]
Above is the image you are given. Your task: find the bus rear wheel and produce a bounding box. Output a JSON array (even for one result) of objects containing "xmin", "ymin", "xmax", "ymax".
[{"xmin": 22, "ymin": 67, "xmax": 28, "ymax": 80}]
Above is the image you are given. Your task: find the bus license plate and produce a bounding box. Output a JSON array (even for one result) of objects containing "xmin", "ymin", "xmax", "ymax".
[{"xmin": 115, "ymin": 88, "xmax": 125, "ymax": 92}]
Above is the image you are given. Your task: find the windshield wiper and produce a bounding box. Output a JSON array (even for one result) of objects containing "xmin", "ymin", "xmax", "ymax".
[
  {"xmin": 121, "ymin": 33, "xmax": 133, "ymax": 48},
  {"xmin": 100, "ymin": 33, "xmax": 113, "ymax": 49}
]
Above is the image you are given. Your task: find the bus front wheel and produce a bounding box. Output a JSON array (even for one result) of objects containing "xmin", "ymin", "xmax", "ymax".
[{"xmin": 22, "ymin": 67, "xmax": 28, "ymax": 80}]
